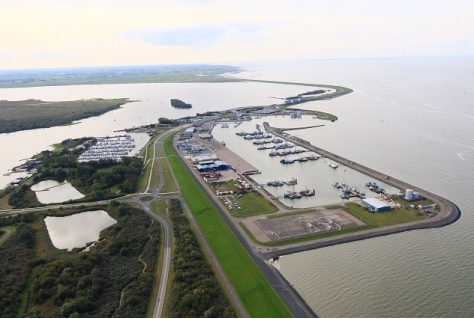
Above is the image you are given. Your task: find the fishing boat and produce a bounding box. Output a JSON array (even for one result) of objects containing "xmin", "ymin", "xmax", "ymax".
[{"xmin": 285, "ymin": 177, "xmax": 297, "ymax": 185}]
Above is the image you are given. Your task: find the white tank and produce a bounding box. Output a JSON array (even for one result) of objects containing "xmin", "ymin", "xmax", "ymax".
[{"xmin": 405, "ymin": 189, "xmax": 414, "ymax": 201}]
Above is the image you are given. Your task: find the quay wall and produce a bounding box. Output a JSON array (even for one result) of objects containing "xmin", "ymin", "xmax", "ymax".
[{"xmin": 262, "ymin": 122, "xmax": 461, "ymax": 259}]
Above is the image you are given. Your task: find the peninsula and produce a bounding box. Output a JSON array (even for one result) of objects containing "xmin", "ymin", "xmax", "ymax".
[{"xmin": 0, "ymin": 98, "xmax": 133, "ymax": 133}]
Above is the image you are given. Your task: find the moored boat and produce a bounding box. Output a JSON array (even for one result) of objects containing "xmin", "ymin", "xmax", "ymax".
[
  {"xmin": 329, "ymin": 161, "xmax": 338, "ymax": 168},
  {"xmin": 280, "ymin": 158, "xmax": 295, "ymax": 164},
  {"xmin": 299, "ymin": 188, "xmax": 315, "ymax": 196}
]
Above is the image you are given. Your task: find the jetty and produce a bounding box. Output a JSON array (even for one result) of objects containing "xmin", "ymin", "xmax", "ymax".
[{"xmin": 280, "ymin": 124, "xmax": 325, "ymax": 131}]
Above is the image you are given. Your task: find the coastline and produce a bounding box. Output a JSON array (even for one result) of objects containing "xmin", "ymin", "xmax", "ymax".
[
  {"xmin": 260, "ymin": 122, "xmax": 461, "ymax": 259},
  {"xmin": 189, "ymin": 119, "xmax": 460, "ymax": 316}
]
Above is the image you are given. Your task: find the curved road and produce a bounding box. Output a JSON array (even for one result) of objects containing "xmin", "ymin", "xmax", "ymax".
[{"xmin": 126, "ymin": 127, "xmax": 249, "ymax": 318}]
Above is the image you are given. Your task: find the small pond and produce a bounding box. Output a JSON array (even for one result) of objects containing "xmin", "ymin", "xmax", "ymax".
[
  {"xmin": 31, "ymin": 179, "xmax": 84, "ymax": 204},
  {"xmin": 44, "ymin": 210, "xmax": 117, "ymax": 251}
]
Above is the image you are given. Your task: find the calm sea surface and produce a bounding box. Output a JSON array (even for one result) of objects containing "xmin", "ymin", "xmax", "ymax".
[
  {"xmin": 1, "ymin": 56, "xmax": 474, "ymax": 317},
  {"xmin": 230, "ymin": 57, "xmax": 474, "ymax": 317}
]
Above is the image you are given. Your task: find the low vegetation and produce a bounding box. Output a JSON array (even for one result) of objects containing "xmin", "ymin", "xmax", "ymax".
[
  {"xmin": 168, "ymin": 199, "xmax": 235, "ymax": 317},
  {"xmin": 0, "ymin": 65, "xmax": 239, "ymax": 88},
  {"xmin": 343, "ymin": 202, "xmax": 427, "ymax": 227},
  {"xmin": 0, "ymin": 203, "xmax": 160, "ymax": 317},
  {"xmin": 7, "ymin": 184, "xmax": 41, "ymax": 208},
  {"xmin": 0, "ymin": 98, "xmax": 132, "ymax": 133}
]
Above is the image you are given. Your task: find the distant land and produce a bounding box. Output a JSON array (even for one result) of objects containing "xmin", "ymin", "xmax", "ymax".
[
  {"xmin": 0, "ymin": 98, "xmax": 132, "ymax": 133},
  {"xmin": 0, "ymin": 64, "xmax": 241, "ymax": 88}
]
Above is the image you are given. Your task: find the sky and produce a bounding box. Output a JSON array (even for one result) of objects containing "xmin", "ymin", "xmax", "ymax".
[{"xmin": 1, "ymin": 0, "xmax": 474, "ymax": 70}]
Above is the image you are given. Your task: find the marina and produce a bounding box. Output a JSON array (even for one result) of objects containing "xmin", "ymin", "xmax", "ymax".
[{"xmin": 77, "ymin": 134, "xmax": 139, "ymax": 162}]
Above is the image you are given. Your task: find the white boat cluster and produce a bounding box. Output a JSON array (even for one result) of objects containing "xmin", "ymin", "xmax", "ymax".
[{"xmin": 77, "ymin": 135, "xmax": 135, "ymax": 162}]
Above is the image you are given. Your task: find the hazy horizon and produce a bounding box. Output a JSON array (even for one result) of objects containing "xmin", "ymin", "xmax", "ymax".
[
  {"xmin": 1, "ymin": 54, "xmax": 473, "ymax": 73},
  {"xmin": 1, "ymin": 0, "xmax": 474, "ymax": 70}
]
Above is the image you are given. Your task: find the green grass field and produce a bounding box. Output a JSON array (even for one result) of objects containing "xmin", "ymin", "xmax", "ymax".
[
  {"xmin": 137, "ymin": 136, "xmax": 159, "ymax": 193},
  {"xmin": 163, "ymin": 135, "xmax": 292, "ymax": 318},
  {"xmin": 344, "ymin": 202, "xmax": 427, "ymax": 227},
  {"xmin": 161, "ymin": 150, "xmax": 179, "ymax": 194}
]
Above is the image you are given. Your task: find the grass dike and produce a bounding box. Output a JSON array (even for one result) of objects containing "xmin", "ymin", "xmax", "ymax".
[{"xmin": 163, "ymin": 134, "xmax": 292, "ymax": 318}]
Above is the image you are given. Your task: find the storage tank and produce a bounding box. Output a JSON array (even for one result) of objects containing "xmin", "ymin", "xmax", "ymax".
[
  {"xmin": 405, "ymin": 189, "xmax": 414, "ymax": 201},
  {"xmin": 413, "ymin": 192, "xmax": 420, "ymax": 200}
]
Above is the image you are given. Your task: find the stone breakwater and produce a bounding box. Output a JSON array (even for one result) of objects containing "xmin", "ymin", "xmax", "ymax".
[{"xmin": 261, "ymin": 122, "xmax": 461, "ymax": 260}]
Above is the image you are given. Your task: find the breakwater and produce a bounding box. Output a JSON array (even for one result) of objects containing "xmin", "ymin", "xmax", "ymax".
[{"xmin": 261, "ymin": 122, "xmax": 461, "ymax": 259}]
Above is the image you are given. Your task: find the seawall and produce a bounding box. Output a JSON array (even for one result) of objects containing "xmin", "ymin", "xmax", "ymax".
[{"xmin": 261, "ymin": 122, "xmax": 461, "ymax": 259}]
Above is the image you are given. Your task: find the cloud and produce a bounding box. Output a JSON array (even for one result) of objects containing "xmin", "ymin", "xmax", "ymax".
[{"xmin": 123, "ymin": 23, "xmax": 264, "ymax": 47}]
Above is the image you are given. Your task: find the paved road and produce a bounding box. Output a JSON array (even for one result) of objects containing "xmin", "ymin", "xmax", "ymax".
[{"xmin": 130, "ymin": 127, "xmax": 249, "ymax": 318}]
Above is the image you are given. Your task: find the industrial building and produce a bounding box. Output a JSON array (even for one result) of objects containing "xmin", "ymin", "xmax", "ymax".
[
  {"xmin": 214, "ymin": 160, "xmax": 230, "ymax": 170},
  {"xmin": 194, "ymin": 160, "xmax": 230, "ymax": 173},
  {"xmin": 198, "ymin": 133, "xmax": 213, "ymax": 139},
  {"xmin": 362, "ymin": 198, "xmax": 392, "ymax": 212}
]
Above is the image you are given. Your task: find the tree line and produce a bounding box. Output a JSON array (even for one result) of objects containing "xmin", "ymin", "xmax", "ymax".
[
  {"xmin": 170, "ymin": 99, "xmax": 192, "ymax": 109},
  {"xmin": 168, "ymin": 198, "xmax": 235, "ymax": 317}
]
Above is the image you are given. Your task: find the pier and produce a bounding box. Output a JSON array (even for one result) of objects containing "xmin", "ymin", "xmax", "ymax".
[{"xmin": 280, "ymin": 124, "xmax": 325, "ymax": 131}]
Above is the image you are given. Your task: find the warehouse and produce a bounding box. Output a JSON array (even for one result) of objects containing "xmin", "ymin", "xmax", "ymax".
[
  {"xmin": 214, "ymin": 160, "xmax": 230, "ymax": 170},
  {"xmin": 195, "ymin": 163, "xmax": 217, "ymax": 172},
  {"xmin": 362, "ymin": 198, "xmax": 392, "ymax": 212}
]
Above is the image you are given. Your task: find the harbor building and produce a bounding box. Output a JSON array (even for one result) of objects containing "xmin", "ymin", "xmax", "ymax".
[
  {"xmin": 214, "ymin": 160, "xmax": 230, "ymax": 170},
  {"xmin": 362, "ymin": 198, "xmax": 392, "ymax": 212}
]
